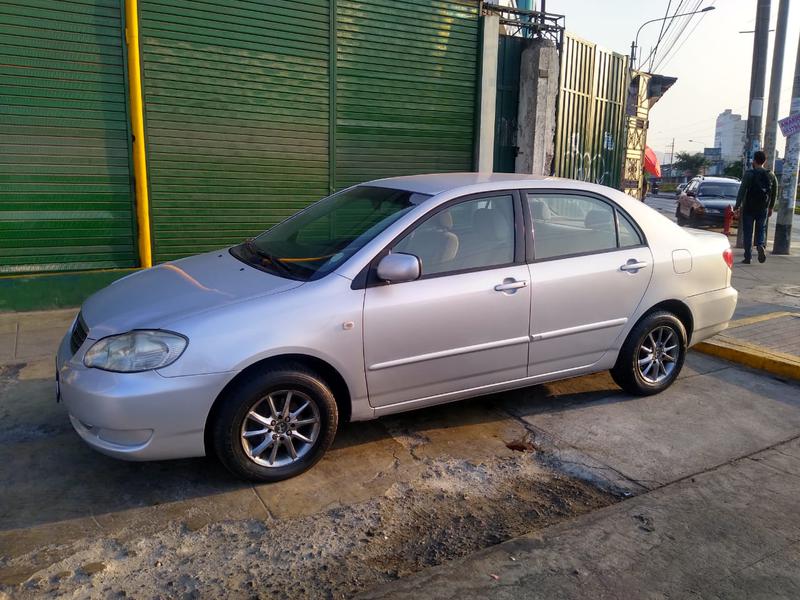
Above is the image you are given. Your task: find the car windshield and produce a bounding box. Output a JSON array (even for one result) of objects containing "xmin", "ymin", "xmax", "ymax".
[
  {"xmin": 698, "ymin": 182, "xmax": 739, "ymax": 198},
  {"xmin": 231, "ymin": 186, "xmax": 429, "ymax": 280}
]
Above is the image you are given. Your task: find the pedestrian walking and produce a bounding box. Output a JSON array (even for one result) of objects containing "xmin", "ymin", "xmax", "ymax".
[{"xmin": 734, "ymin": 150, "xmax": 779, "ymax": 264}]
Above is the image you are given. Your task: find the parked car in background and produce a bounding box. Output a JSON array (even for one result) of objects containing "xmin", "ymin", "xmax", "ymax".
[
  {"xmin": 57, "ymin": 174, "xmax": 738, "ymax": 482},
  {"xmin": 675, "ymin": 183, "xmax": 687, "ymax": 197},
  {"xmin": 676, "ymin": 176, "xmax": 740, "ymax": 227}
]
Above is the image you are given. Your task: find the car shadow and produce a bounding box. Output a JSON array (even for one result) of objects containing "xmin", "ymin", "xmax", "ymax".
[{"xmin": 0, "ymin": 369, "xmax": 630, "ymax": 536}]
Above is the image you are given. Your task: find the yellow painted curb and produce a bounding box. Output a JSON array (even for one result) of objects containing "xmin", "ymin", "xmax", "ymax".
[{"xmin": 695, "ymin": 335, "xmax": 800, "ymax": 382}]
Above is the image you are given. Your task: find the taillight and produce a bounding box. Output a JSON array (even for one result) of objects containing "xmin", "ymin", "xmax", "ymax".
[{"xmin": 723, "ymin": 248, "xmax": 733, "ymax": 269}]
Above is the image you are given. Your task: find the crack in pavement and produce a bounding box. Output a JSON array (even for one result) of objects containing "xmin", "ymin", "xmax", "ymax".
[
  {"xmin": 499, "ymin": 410, "xmax": 649, "ymax": 494},
  {"xmin": 730, "ymin": 537, "xmax": 800, "ymax": 575}
]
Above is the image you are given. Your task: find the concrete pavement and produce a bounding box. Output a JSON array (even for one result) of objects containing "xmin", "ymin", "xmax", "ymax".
[
  {"xmin": 358, "ymin": 436, "xmax": 800, "ymax": 600},
  {"xmin": 3, "ymin": 344, "xmax": 800, "ymax": 597}
]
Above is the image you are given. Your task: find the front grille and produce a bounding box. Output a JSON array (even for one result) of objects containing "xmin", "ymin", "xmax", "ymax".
[{"xmin": 70, "ymin": 313, "xmax": 89, "ymax": 355}]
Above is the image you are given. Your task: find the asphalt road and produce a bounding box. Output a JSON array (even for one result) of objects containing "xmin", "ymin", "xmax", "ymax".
[{"xmin": 645, "ymin": 192, "xmax": 800, "ymax": 250}]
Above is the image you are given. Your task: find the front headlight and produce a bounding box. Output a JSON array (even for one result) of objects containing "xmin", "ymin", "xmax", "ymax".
[{"xmin": 84, "ymin": 331, "xmax": 187, "ymax": 372}]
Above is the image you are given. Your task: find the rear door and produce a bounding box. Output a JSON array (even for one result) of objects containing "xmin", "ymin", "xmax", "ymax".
[
  {"xmin": 363, "ymin": 192, "xmax": 530, "ymax": 408},
  {"xmin": 526, "ymin": 191, "xmax": 653, "ymax": 376}
]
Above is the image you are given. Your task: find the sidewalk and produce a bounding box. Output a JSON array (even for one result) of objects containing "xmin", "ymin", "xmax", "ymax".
[
  {"xmin": 694, "ymin": 238, "xmax": 800, "ymax": 381},
  {"xmin": 357, "ymin": 436, "xmax": 800, "ymax": 600},
  {"xmin": 0, "ymin": 309, "xmax": 76, "ymax": 365},
  {"xmin": 645, "ymin": 194, "xmax": 800, "ymax": 381}
]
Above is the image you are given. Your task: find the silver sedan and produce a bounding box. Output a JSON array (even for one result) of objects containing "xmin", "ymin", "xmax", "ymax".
[{"xmin": 57, "ymin": 174, "xmax": 737, "ymax": 481}]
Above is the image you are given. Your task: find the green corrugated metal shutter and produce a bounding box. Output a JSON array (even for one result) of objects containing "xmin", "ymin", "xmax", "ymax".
[
  {"xmin": 334, "ymin": 0, "xmax": 480, "ymax": 189},
  {"xmin": 0, "ymin": 0, "xmax": 137, "ymax": 274},
  {"xmin": 138, "ymin": 0, "xmax": 330, "ymax": 263}
]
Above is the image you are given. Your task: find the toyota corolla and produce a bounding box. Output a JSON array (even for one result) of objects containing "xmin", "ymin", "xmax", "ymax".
[{"xmin": 57, "ymin": 174, "xmax": 737, "ymax": 481}]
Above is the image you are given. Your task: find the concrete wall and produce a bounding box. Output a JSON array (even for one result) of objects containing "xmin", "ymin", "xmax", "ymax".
[
  {"xmin": 515, "ymin": 39, "xmax": 559, "ymax": 176},
  {"xmin": 476, "ymin": 16, "xmax": 500, "ymax": 172}
]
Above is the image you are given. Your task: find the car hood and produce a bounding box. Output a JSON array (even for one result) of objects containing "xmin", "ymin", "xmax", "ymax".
[{"xmin": 81, "ymin": 250, "xmax": 303, "ymax": 338}]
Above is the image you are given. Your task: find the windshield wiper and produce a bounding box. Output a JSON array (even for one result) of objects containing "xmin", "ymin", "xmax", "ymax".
[{"xmin": 245, "ymin": 239, "xmax": 295, "ymax": 278}]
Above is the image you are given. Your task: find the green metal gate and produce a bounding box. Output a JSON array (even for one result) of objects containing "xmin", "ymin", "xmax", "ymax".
[
  {"xmin": 0, "ymin": 0, "xmax": 137, "ymax": 274},
  {"xmin": 138, "ymin": 0, "xmax": 480, "ymax": 262},
  {"xmin": 553, "ymin": 33, "xmax": 627, "ymax": 189},
  {"xmin": 334, "ymin": 0, "xmax": 480, "ymax": 190},
  {"xmin": 493, "ymin": 34, "xmax": 523, "ymax": 173}
]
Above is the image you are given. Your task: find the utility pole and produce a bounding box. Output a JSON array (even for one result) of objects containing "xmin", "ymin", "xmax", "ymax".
[
  {"xmin": 763, "ymin": 0, "xmax": 790, "ymax": 170},
  {"xmin": 772, "ymin": 32, "xmax": 800, "ymax": 255},
  {"xmin": 739, "ymin": 0, "xmax": 771, "ymax": 248}
]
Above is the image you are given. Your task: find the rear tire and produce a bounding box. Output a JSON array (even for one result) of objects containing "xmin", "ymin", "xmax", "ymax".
[
  {"xmin": 211, "ymin": 365, "xmax": 338, "ymax": 482},
  {"xmin": 611, "ymin": 311, "xmax": 687, "ymax": 396},
  {"xmin": 675, "ymin": 205, "xmax": 687, "ymax": 226}
]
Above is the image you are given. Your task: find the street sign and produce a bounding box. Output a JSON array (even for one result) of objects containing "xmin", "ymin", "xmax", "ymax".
[{"xmin": 778, "ymin": 113, "xmax": 800, "ymax": 137}]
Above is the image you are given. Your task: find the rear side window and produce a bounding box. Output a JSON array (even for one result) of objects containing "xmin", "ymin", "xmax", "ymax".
[
  {"xmin": 527, "ymin": 193, "xmax": 642, "ymax": 260},
  {"xmin": 618, "ymin": 212, "xmax": 643, "ymax": 247}
]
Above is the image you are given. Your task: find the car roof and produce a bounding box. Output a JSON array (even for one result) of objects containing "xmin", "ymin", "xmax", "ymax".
[
  {"xmin": 368, "ymin": 172, "xmax": 551, "ymax": 195},
  {"xmin": 696, "ymin": 176, "xmax": 740, "ymax": 183}
]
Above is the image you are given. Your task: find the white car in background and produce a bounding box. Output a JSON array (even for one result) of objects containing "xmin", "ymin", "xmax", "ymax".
[{"xmin": 58, "ymin": 174, "xmax": 737, "ymax": 482}]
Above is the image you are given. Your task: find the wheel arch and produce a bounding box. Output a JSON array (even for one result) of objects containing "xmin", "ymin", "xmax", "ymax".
[
  {"xmin": 638, "ymin": 299, "xmax": 695, "ymax": 344},
  {"xmin": 203, "ymin": 353, "xmax": 353, "ymax": 456}
]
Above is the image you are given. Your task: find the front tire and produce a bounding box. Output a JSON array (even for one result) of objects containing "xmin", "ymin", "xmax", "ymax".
[
  {"xmin": 611, "ymin": 311, "xmax": 687, "ymax": 396},
  {"xmin": 211, "ymin": 365, "xmax": 338, "ymax": 482}
]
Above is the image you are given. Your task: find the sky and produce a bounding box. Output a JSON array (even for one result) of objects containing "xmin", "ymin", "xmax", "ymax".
[{"xmin": 549, "ymin": 0, "xmax": 800, "ymax": 163}]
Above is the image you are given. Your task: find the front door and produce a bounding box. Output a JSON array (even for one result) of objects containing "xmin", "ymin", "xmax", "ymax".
[
  {"xmin": 525, "ymin": 191, "xmax": 653, "ymax": 376},
  {"xmin": 363, "ymin": 192, "xmax": 531, "ymax": 408}
]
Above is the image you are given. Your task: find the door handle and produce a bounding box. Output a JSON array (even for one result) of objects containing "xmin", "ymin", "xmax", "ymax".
[
  {"xmin": 620, "ymin": 259, "xmax": 648, "ymax": 272},
  {"xmin": 494, "ymin": 279, "xmax": 528, "ymax": 292}
]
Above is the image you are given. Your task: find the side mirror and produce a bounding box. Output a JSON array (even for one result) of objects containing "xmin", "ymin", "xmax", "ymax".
[
  {"xmin": 376, "ymin": 253, "xmax": 420, "ymax": 284},
  {"xmin": 686, "ymin": 189, "xmax": 696, "ymax": 197}
]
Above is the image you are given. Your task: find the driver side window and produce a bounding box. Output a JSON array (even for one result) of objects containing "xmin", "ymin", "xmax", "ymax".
[{"xmin": 393, "ymin": 194, "xmax": 516, "ymax": 277}]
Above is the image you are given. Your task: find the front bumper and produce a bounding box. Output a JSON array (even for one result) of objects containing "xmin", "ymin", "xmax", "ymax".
[
  {"xmin": 56, "ymin": 333, "xmax": 233, "ymax": 461},
  {"xmin": 691, "ymin": 211, "xmax": 727, "ymax": 226}
]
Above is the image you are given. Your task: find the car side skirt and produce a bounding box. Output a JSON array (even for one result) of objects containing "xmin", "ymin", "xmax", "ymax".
[{"xmin": 369, "ymin": 357, "xmax": 618, "ymax": 418}]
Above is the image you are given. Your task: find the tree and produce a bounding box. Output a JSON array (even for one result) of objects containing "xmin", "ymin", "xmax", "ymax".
[
  {"xmin": 673, "ymin": 152, "xmax": 710, "ymax": 177},
  {"xmin": 723, "ymin": 160, "xmax": 743, "ymax": 178}
]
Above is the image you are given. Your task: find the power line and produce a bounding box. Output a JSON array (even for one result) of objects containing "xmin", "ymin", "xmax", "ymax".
[
  {"xmin": 637, "ymin": 0, "xmax": 686, "ymax": 70},
  {"xmin": 647, "ymin": 0, "xmax": 673, "ymax": 71},
  {"xmin": 651, "ymin": 0, "xmax": 702, "ymax": 71},
  {"xmin": 652, "ymin": 0, "xmax": 704, "ymax": 72},
  {"xmin": 646, "ymin": 0, "xmax": 697, "ymax": 69},
  {"xmin": 657, "ymin": 0, "xmax": 716, "ymax": 72}
]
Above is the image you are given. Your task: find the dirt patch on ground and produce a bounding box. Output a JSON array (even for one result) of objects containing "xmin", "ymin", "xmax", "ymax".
[{"xmin": 2, "ymin": 455, "xmax": 616, "ymax": 599}]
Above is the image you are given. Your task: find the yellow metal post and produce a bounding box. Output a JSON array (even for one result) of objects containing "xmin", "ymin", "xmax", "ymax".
[{"xmin": 125, "ymin": 0, "xmax": 152, "ymax": 268}]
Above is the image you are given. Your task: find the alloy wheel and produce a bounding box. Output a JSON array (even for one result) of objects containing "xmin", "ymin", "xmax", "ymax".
[
  {"xmin": 240, "ymin": 390, "xmax": 321, "ymax": 467},
  {"xmin": 636, "ymin": 325, "xmax": 679, "ymax": 384}
]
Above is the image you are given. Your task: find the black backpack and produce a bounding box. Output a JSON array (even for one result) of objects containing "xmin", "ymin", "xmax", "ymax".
[{"xmin": 745, "ymin": 169, "xmax": 771, "ymax": 212}]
